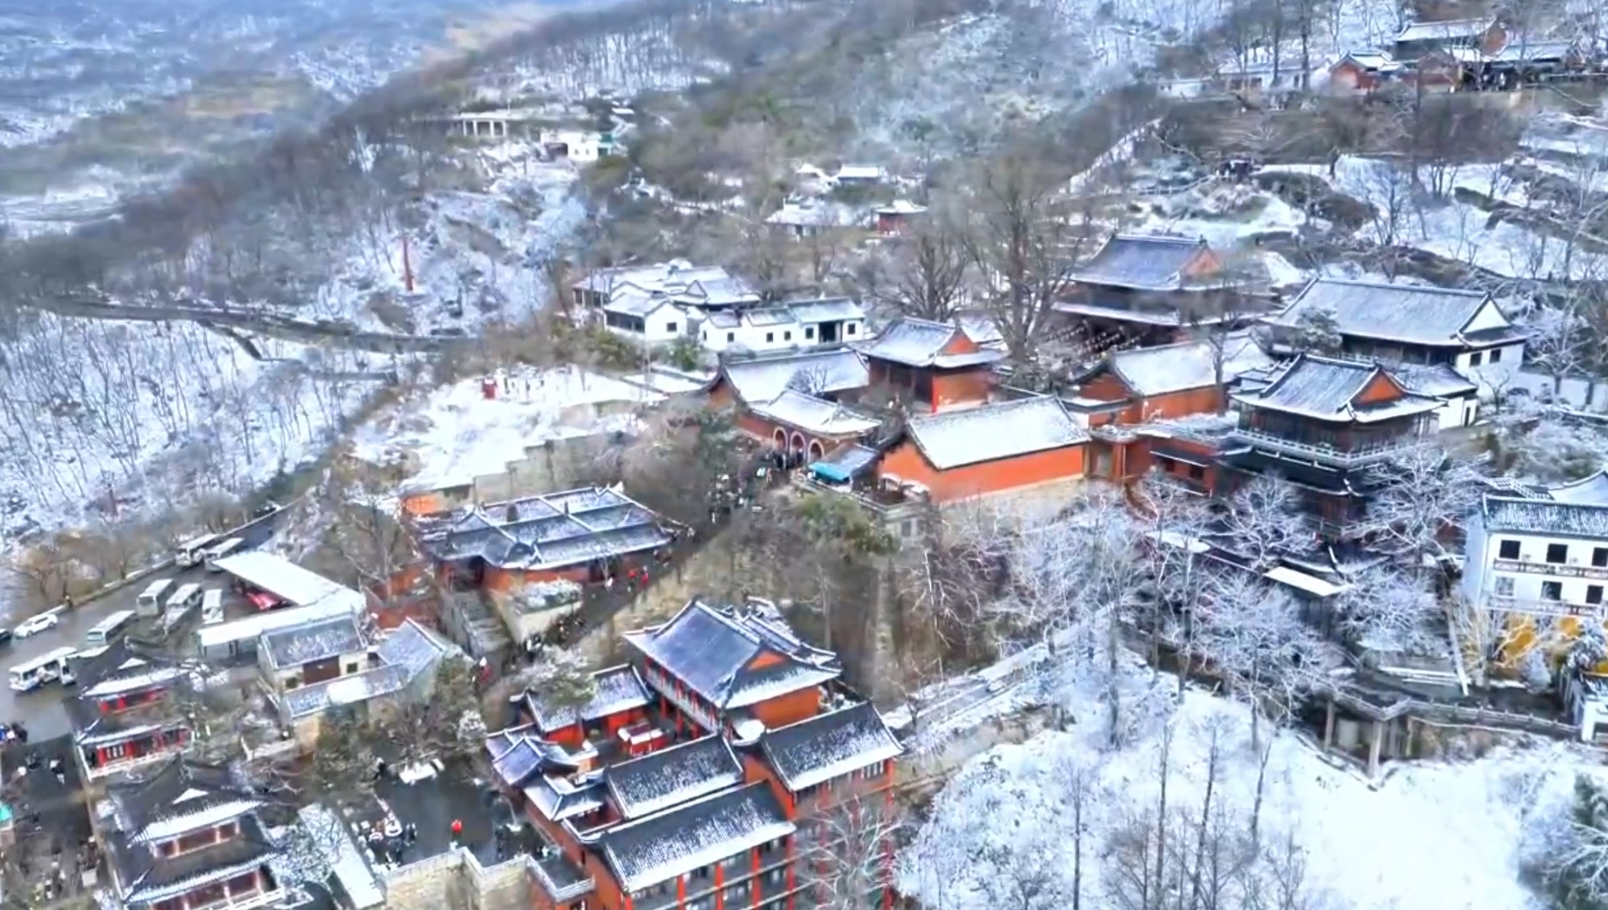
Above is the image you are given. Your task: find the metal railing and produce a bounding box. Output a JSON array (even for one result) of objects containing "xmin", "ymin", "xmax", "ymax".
[
  {"xmin": 1230, "ymin": 428, "xmax": 1414, "ymax": 466},
  {"xmin": 1489, "ymin": 595, "xmax": 1607, "ymax": 619}
]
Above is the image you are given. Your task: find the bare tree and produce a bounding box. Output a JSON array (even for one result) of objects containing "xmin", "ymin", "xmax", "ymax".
[
  {"xmin": 960, "ymin": 146, "xmax": 1099, "ymax": 359},
  {"xmin": 798, "ymin": 799, "xmax": 904, "ymax": 910},
  {"xmin": 871, "ymin": 212, "xmax": 970, "ymax": 321}
]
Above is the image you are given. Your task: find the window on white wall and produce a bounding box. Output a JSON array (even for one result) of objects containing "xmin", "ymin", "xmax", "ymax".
[
  {"xmin": 1495, "ymin": 576, "xmax": 1514, "ymax": 596},
  {"xmin": 1489, "ymin": 348, "xmax": 1503, "ymax": 363},
  {"xmin": 1469, "ymin": 351, "xmax": 1484, "ymax": 366}
]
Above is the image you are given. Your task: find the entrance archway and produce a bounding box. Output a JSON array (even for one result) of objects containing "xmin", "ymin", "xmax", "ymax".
[{"xmin": 808, "ymin": 440, "xmax": 825, "ymax": 460}]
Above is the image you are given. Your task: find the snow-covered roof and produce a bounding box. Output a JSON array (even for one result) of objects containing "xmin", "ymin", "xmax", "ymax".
[
  {"xmin": 1267, "ymin": 278, "xmax": 1522, "ymax": 348},
  {"xmin": 114, "ymin": 813, "xmax": 280, "ymax": 904},
  {"xmin": 605, "ymin": 735, "xmax": 744, "ymax": 819},
  {"xmin": 297, "ymin": 804, "xmax": 385, "ymax": 910},
  {"xmin": 758, "ymin": 701, "xmax": 902, "ymax": 792},
  {"xmin": 904, "ymin": 397, "xmax": 1088, "ymax": 470},
  {"xmin": 1395, "ymin": 17, "xmax": 1492, "ymax": 43},
  {"xmin": 1484, "ymin": 39, "xmax": 1575, "ymax": 63},
  {"xmin": 835, "ymin": 165, "xmax": 884, "ymax": 180},
  {"xmin": 876, "ymin": 200, "xmax": 928, "ymax": 215},
  {"xmin": 108, "ymin": 759, "xmax": 263, "ymax": 847},
  {"xmin": 1101, "ymin": 333, "xmax": 1274, "ymax": 397},
  {"xmin": 525, "ymin": 774, "xmax": 607, "ymax": 823},
  {"xmin": 196, "ymin": 595, "xmax": 365, "ymax": 651},
  {"xmin": 260, "ymin": 615, "xmax": 367, "ymax": 671},
  {"xmin": 1070, "ymin": 233, "xmax": 1214, "ymax": 291},
  {"xmin": 765, "ymin": 202, "xmax": 861, "ymax": 228},
  {"xmin": 856, "ymin": 318, "xmax": 1005, "ymax": 369},
  {"xmin": 1481, "ymin": 495, "xmax": 1608, "ymax": 539},
  {"xmin": 784, "ymin": 297, "xmax": 864, "ymax": 324},
  {"xmin": 1230, "ymin": 354, "xmax": 1441, "ymax": 424},
  {"xmin": 718, "ymin": 349, "xmax": 869, "ymax": 405},
  {"xmin": 749, "ymin": 389, "xmax": 880, "ymax": 438},
  {"xmin": 623, "ymin": 600, "xmax": 842, "ymax": 709},
  {"xmin": 279, "ymin": 620, "xmax": 453, "ymax": 719},
  {"xmin": 524, "ymin": 664, "xmax": 651, "ymax": 734},
  {"xmin": 597, "ymin": 781, "xmax": 795, "ymax": 893},
  {"xmin": 486, "ymin": 727, "xmax": 579, "ymax": 787},
  {"xmin": 575, "ymin": 261, "xmax": 760, "ymax": 310},
  {"xmin": 419, "ymin": 485, "xmax": 671, "ymax": 572},
  {"xmin": 78, "ymin": 641, "xmax": 184, "ymax": 700},
  {"xmin": 1392, "ymin": 363, "xmax": 1479, "ymax": 399},
  {"xmin": 604, "ymin": 289, "xmax": 677, "ymax": 317},
  {"xmin": 1550, "ymin": 471, "xmax": 1608, "ymax": 506},
  {"xmin": 212, "ymin": 551, "xmax": 366, "ymax": 613},
  {"xmin": 954, "ymin": 310, "xmax": 1004, "ymax": 348},
  {"xmin": 1340, "ymin": 50, "xmax": 1396, "ymax": 70}
]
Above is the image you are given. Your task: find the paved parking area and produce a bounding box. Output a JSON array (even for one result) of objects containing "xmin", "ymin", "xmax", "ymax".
[{"xmin": 0, "ymin": 512, "xmax": 281, "ymax": 739}]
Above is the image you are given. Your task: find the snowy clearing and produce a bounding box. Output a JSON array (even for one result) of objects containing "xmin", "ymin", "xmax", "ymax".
[
  {"xmin": 350, "ymin": 365, "xmax": 665, "ymax": 493},
  {"xmin": 902, "ymin": 658, "xmax": 1600, "ymax": 910}
]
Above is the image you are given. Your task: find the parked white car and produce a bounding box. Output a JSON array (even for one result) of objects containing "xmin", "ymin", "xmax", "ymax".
[{"xmin": 13, "ymin": 613, "xmax": 60, "ymax": 639}]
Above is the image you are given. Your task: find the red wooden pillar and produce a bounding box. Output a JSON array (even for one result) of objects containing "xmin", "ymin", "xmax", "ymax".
[
  {"xmin": 784, "ymin": 838, "xmax": 796, "ymax": 910},
  {"xmin": 677, "ymin": 875, "xmax": 687, "ymax": 910},
  {"xmin": 714, "ymin": 861, "xmax": 725, "ymax": 910},
  {"xmin": 750, "ymin": 848, "xmax": 761, "ymax": 910}
]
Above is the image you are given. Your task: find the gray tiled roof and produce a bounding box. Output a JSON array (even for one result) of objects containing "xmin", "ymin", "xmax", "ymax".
[
  {"xmin": 784, "ymin": 297, "xmax": 864, "ymax": 324},
  {"xmin": 856, "ymin": 318, "xmax": 1004, "ymax": 368},
  {"xmin": 605, "ymin": 736, "xmax": 744, "ymax": 819},
  {"xmin": 904, "ymin": 397, "xmax": 1088, "ymax": 470},
  {"xmin": 1104, "ymin": 333, "xmax": 1273, "ymax": 397},
  {"xmin": 758, "ymin": 701, "xmax": 902, "ymax": 792},
  {"xmin": 1230, "ymin": 354, "xmax": 1440, "ymax": 423},
  {"xmin": 525, "ymin": 664, "xmax": 651, "ymax": 734},
  {"xmin": 719, "ymin": 349, "xmax": 869, "ymax": 405},
  {"xmin": 597, "ymin": 782, "xmax": 795, "ymax": 893},
  {"xmin": 485, "ymin": 728, "xmax": 577, "ymax": 787},
  {"xmin": 749, "ymin": 390, "xmax": 880, "ymax": 437},
  {"xmin": 420, "ymin": 486, "xmax": 671, "ymax": 571},
  {"xmin": 1549, "ymin": 471, "xmax": 1608, "ymax": 506},
  {"xmin": 261, "ymin": 616, "xmax": 366, "ymax": 670},
  {"xmin": 624, "ymin": 601, "xmax": 841, "ymax": 709},
  {"xmin": 1482, "ymin": 494, "xmax": 1608, "ymax": 539},
  {"xmin": 1069, "ymin": 233, "xmax": 1212, "ymax": 291},
  {"xmin": 1392, "ymin": 363, "xmax": 1479, "ymax": 398},
  {"xmin": 1267, "ymin": 278, "xmax": 1520, "ymax": 347}
]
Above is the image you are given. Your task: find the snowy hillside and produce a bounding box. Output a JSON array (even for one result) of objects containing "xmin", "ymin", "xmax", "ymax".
[{"xmin": 902, "ymin": 661, "xmax": 1598, "ymax": 910}]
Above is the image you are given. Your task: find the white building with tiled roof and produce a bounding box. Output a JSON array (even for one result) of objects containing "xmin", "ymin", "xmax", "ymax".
[
  {"xmin": 573, "ymin": 260, "xmax": 762, "ymax": 344},
  {"xmin": 1264, "ymin": 278, "xmax": 1527, "ymax": 394},
  {"xmin": 1462, "ymin": 479, "xmax": 1608, "ymax": 620},
  {"xmin": 698, "ymin": 298, "xmax": 866, "ymax": 354}
]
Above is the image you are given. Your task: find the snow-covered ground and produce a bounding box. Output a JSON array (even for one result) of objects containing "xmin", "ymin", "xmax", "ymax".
[
  {"xmin": 1260, "ymin": 156, "xmax": 1605, "ymax": 281},
  {"xmin": 902, "ymin": 657, "xmax": 1599, "ymax": 910},
  {"xmin": 350, "ymin": 365, "xmax": 664, "ymax": 494}
]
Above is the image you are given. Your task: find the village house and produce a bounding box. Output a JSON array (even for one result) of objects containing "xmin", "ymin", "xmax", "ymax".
[
  {"xmin": 873, "ymin": 200, "xmax": 928, "ymax": 235},
  {"xmin": 270, "ymin": 619, "xmax": 458, "ymax": 747},
  {"xmin": 698, "ymin": 298, "xmax": 867, "ymax": 354},
  {"xmin": 1067, "ymin": 333, "xmax": 1274, "ymax": 483},
  {"xmin": 1456, "ymin": 38, "xmax": 1582, "ymax": 89},
  {"xmin": 1214, "ymin": 50, "xmax": 1307, "ymax": 96},
  {"xmin": 764, "ymin": 201, "xmax": 862, "ymax": 238},
  {"xmin": 1262, "ymin": 278, "xmax": 1527, "ymax": 395},
  {"xmin": 1393, "ymin": 16, "xmax": 1505, "ymax": 60},
  {"xmin": 877, "ymin": 396, "xmax": 1089, "ymax": 504},
  {"xmin": 1328, "ymin": 51, "xmax": 1403, "ymax": 94},
  {"xmin": 483, "ymin": 598, "xmax": 903, "ymax": 910},
  {"xmin": 1462, "ymin": 474, "xmax": 1608, "ymax": 665},
  {"xmin": 854, "ymin": 317, "xmax": 1004, "ymax": 413},
  {"xmin": 100, "ymin": 759, "xmax": 287, "ymax": 910},
  {"xmin": 1055, "ymin": 234, "xmax": 1271, "ymax": 347},
  {"xmin": 68, "ymin": 642, "xmax": 194, "ymax": 782},
  {"xmin": 572, "ymin": 261, "xmax": 761, "ymax": 345},
  {"xmin": 707, "ymin": 348, "xmax": 879, "ymax": 457},
  {"xmin": 416, "ymin": 486, "xmax": 674, "ymax": 591},
  {"xmin": 1219, "ymin": 353, "xmax": 1444, "ymax": 535},
  {"xmin": 832, "ymin": 165, "xmax": 885, "ymax": 187}
]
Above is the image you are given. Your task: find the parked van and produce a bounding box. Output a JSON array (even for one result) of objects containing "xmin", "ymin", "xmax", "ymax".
[
  {"xmin": 84, "ymin": 609, "xmax": 136, "ymax": 648},
  {"xmin": 204, "ymin": 538, "xmax": 246, "ymax": 572},
  {"xmin": 9, "ymin": 647, "xmax": 79, "ymax": 692},
  {"xmin": 201, "ymin": 589, "xmax": 224, "ymax": 626},
  {"xmin": 175, "ymin": 533, "xmax": 221, "ymax": 568},
  {"xmin": 136, "ymin": 578, "xmax": 176, "ymax": 617}
]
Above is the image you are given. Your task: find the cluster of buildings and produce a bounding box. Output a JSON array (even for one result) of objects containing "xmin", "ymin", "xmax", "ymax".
[{"xmin": 1328, "ymin": 16, "xmax": 1596, "ymax": 97}]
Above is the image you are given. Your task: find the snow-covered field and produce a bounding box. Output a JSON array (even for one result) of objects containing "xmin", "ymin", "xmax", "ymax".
[
  {"xmin": 350, "ymin": 365, "xmax": 664, "ymax": 494},
  {"xmin": 902, "ymin": 658, "xmax": 1598, "ymax": 910}
]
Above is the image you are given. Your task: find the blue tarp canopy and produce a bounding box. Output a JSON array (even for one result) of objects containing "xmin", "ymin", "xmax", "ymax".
[{"xmin": 810, "ymin": 462, "xmax": 853, "ymax": 483}]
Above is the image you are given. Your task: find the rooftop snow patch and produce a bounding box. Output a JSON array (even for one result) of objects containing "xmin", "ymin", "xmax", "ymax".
[
  {"xmin": 624, "ymin": 600, "xmax": 842, "ymax": 709},
  {"xmin": 523, "ymin": 664, "xmax": 651, "ymax": 734},
  {"xmin": 1549, "ymin": 471, "xmax": 1608, "ymax": 506},
  {"xmin": 1069, "ymin": 233, "xmax": 1215, "ymax": 291},
  {"xmin": 1481, "ymin": 494, "xmax": 1608, "ymax": 539},
  {"xmin": 856, "ymin": 318, "xmax": 1005, "ymax": 369},
  {"xmin": 574, "ymin": 260, "xmax": 760, "ymax": 310},
  {"xmin": 749, "ymin": 389, "xmax": 880, "ymax": 437},
  {"xmin": 418, "ymin": 485, "xmax": 671, "ymax": 572},
  {"xmin": 1267, "ymin": 278, "xmax": 1520, "ymax": 348},
  {"xmin": 1230, "ymin": 354, "xmax": 1441, "ymax": 423},
  {"xmin": 261, "ymin": 615, "xmax": 367, "ymax": 670},
  {"xmin": 1101, "ymin": 333, "xmax": 1274, "ymax": 397},
  {"xmin": 904, "ymin": 397, "xmax": 1088, "ymax": 470},
  {"xmin": 355, "ymin": 365, "xmax": 662, "ymax": 494},
  {"xmin": 758, "ymin": 701, "xmax": 903, "ymax": 792},
  {"xmin": 718, "ymin": 349, "xmax": 869, "ymax": 405},
  {"xmin": 598, "ymin": 781, "xmax": 794, "ymax": 893},
  {"xmin": 211, "ymin": 551, "xmax": 365, "ymax": 613},
  {"xmin": 1395, "ymin": 17, "xmax": 1492, "ymax": 43},
  {"xmin": 605, "ymin": 735, "xmax": 745, "ymax": 819}
]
